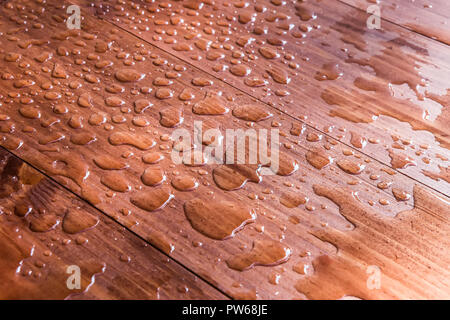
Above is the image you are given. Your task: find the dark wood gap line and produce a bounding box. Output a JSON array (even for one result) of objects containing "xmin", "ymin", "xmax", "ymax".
[
  {"xmin": 0, "ymin": 145, "xmax": 233, "ymax": 300},
  {"xmin": 336, "ymin": 0, "xmax": 450, "ymax": 48},
  {"xmin": 101, "ymin": 17, "xmax": 450, "ymax": 199},
  {"xmin": 279, "ymin": 135, "xmax": 450, "ymax": 217}
]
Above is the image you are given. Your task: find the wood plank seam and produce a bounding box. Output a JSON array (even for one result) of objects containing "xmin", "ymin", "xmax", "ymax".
[
  {"xmin": 0, "ymin": 145, "xmax": 233, "ymax": 300},
  {"xmin": 3, "ymin": 0, "xmax": 448, "ymax": 247},
  {"xmin": 336, "ymin": 0, "xmax": 450, "ymax": 48},
  {"xmin": 100, "ymin": 16, "xmax": 450, "ymax": 199},
  {"xmin": 0, "ymin": 0, "xmax": 447, "ymax": 299},
  {"xmin": 92, "ymin": 0, "xmax": 450, "ymax": 196}
]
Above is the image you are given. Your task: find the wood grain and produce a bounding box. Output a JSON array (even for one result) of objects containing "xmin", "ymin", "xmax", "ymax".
[
  {"xmin": 94, "ymin": 0, "xmax": 450, "ymax": 195},
  {"xmin": 0, "ymin": 148, "xmax": 226, "ymax": 299},
  {"xmin": 0, "ymin": 0, "xmax": 448, "ymax": 300},
  {"xmin": 339, "ymin": 0, "xmax": 450, "ymax": 45}
]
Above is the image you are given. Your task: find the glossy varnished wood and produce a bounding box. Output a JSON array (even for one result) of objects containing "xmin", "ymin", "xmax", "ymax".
[
  {"xmin": 339, "ymin": 0, "xmax": 450, "ymax": 45},
  {"xmin": 0, "ymin": 148, "xmax": 226, "ymax": 299},
  {"xmin": 0, "ymin": 0, "xmax": 448, "ymax": 300},
  {"xmin": 95, "ymin": 0, "xmax": 450, "ymax": 195}
]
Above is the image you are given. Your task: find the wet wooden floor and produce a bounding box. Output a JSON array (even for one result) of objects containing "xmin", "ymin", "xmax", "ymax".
[{"xmin": 0, "ymin": 0, "xmax": 448, "ymax": 299}]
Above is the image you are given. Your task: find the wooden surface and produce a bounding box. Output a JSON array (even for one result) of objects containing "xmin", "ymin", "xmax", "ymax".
[
  {"xmin": 0, "ymin": 149, "xmax": 226, "ymax": 299},
  {"xmin": 0, "ymin": 0, "xmax": 448, "ymax": 300},
  {"xmin": 96, "ymin": 0, "xmax": 450, "ymax": 195},
  {"xmin": 339, "ymin": 0, "xmax": 450, "ymax": 45}
]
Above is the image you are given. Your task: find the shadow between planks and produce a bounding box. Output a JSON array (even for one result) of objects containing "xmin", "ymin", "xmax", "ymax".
[
  {"xmin": 339, "ymin": 0, "xmax": 450, "ymax": 46},
  {"xmin": 0, "ymin": 0, "xmax": 448, "ymax": 299},
  {"xmin": 0, "ymin": 147, "xmax": 227, "ymax": 299},
  {"xmin": 92, "ymin": 0, "xmax": 450, "ymax": 195}
]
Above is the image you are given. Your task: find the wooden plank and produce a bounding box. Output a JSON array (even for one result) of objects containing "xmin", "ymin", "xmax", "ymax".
[
  {"xmin": 0, "ymin": 0, "xmax": 448, "ymax": 299},
  {"xmin": 95, "ymin": 0, "xmax": 450, "ymax": 195},
  {"xmin": 339, "ymin": 0, "xmax": 450, "ymax": 45},
  {"xmin": 0, "ymin": 148, "xmax": 226, "ymax": 299}
]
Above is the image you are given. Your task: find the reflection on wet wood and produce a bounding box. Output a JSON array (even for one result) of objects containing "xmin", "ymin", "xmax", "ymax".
[
  {"xmin": 0, "ymin": 149, "xmax": 225, "ymax": 299},
  {"xmin": 0, "ymin": 0, "xmax": 448, "ymax": 299},
  {"xmin": 340, "ymin": 0, "xmax": 450, "ymax": 45},
  {"xmin": 95, "ymin": 0, "xmax": 450, "ymax": 194}
]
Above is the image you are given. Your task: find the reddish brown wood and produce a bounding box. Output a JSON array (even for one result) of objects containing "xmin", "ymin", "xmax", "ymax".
[
  {"xmin": 0, "ymin": 148, "xmax": 226, "ymax": 299},
  {"xmin": 0, "ymin": 0, "xmax": 448, "ymax": 300},
  {"xmin": 339, "ymin": 0, "xmax": 450, "ymax": 45},
  {"xmin": 94, "ymin": 0, "xmax": 450, "ymax": 195}
]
